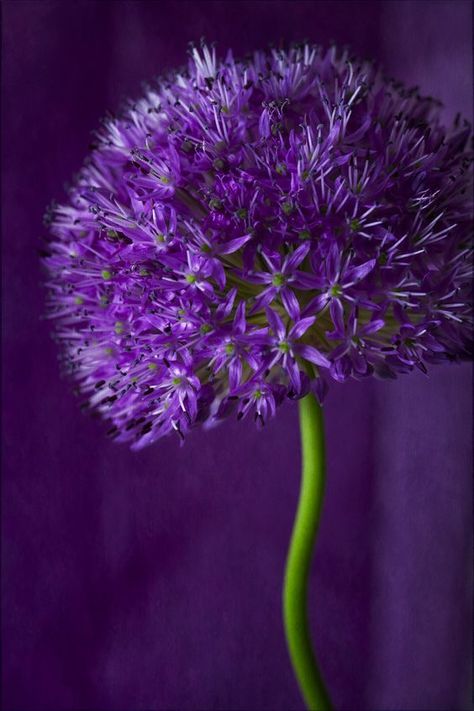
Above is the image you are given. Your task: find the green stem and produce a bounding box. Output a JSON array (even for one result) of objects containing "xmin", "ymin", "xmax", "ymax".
[{"xmin": 283, "ymin": 393, "xmax": 332, "ymax": 711}]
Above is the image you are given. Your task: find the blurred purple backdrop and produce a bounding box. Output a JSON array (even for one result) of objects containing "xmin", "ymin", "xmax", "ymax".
[{"xmin": 2, "ymin": 1, "xmax": 472, "ymax": 709}]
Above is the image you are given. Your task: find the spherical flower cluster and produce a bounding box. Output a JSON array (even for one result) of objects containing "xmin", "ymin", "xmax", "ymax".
[{"xmin": 44, "ymin": 43, "xmax": 473, "ymax": 448}]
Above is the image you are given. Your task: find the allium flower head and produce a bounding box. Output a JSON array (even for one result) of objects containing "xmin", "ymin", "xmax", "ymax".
[{"xmin": 44, "ymin": 43, "xmax": 473, "ymax": 448}]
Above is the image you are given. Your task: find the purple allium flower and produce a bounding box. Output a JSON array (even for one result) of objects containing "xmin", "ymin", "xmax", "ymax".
[{"xmin": 43, "ymin": 42, "xmax": 473, "ymax": 448}]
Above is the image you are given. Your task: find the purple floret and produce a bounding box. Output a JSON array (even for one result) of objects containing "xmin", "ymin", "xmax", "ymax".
[{"xmin": 43, "ymin": 42, "xmax": 473, "ymax": 448}]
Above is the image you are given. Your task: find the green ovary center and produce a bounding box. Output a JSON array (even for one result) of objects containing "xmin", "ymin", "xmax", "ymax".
[{"xmin": 272, "ymin": 273, "xmax": 286, "ymax": 287}]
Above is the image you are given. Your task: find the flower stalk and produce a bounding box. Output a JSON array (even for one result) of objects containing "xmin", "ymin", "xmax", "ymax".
[{"xmin": 283, "ymin": 393, "xmax": 332, "ymax": 710}]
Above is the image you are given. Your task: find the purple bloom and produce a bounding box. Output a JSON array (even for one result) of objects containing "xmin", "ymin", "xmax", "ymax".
[
  {"xmin": 246, "ymin": 242, "xmax": 310, "ymax": 319},
  {"xmin": 205, "ymin": 301, "xmax": 267, "ymax": 392},
  {"xmin": 265, "ymin": 308, "xmax": 330, "ymax": 395},
  {"xmin": 43, "ymin": 42, "xmax": 473, "ymax": 447}
]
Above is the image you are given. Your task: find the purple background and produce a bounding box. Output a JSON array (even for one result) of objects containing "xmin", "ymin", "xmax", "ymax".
[{"xmin": 2, "ymin": 1, "xmax": 472, "ymax": 709}]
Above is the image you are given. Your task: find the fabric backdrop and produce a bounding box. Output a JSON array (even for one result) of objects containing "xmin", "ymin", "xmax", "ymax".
[{"xmin": 2, "ymin": 2, "xmax": 472, "ymax": 709}]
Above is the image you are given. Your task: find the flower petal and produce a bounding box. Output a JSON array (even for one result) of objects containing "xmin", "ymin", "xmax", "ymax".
[
  {"xmin": 301, "ymin": 293, "xmax": 329, "ymax": 317},
  {"xmin": 330, "ymin": 298, "xmax": 345, "ymax": 334},
  {"xmin": 229, "ymin": 358, "xmax": 243, "ymax": 391},
  {"xmin": 294, "ymin": 271, "xmax": 327, "ymax": 290},
  {"xmin": 285, "ymin": 241, "xmax": 311, "ymax": 272},
  {"xmin": 286, "ymin": 358, "xmax": 301, "ymax": 393},
  {"xmin": 298, "ymin": 344, "xmax": 331, "ymax": 368},
  {"xmin": 281, "ymin": 287, "xmax": 301, "ymax": 320},
  {"xmin": 233, "ymin": 300, "xmax": 246, "ymax": 334},
  {"xmin": 250, "ymin": 286, "xmax": 278, "ymax": 314},
  {"xmin": 362, "ymin": 319, "xmax": 385, "ymax": 335},
  {"xmin": 219, "ymin": 233, "xmax": 253, "ymax": 255},
  {"xmin": 289, "ymin": 316, "xmax": 316, "ymax": 340},
  {"xmin": 212, "ymin": 260, "xmax": 226, "ymax": 289},
  {"xmin": 265, "ymin": 307, "xmax": 286, "ymax": 339},
  {"xmin": 344, "ymin": 259, "xmax": 376, "ymax": 285}
]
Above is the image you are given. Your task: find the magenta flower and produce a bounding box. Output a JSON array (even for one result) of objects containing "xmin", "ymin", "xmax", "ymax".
[{"xmin": 44, "ymin": 42, "xmax": 473, "ymax": 449}]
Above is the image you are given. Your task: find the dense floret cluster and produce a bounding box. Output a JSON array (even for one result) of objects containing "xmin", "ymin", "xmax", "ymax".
[{"xmin": 44, "ymin": 43, "xmax": 473, "ymax": 447}]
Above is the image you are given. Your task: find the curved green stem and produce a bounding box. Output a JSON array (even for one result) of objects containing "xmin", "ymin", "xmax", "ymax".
[{"xmin": 283, "ymin": 393, "xmax": 332, "ymax": 711}]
